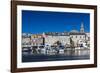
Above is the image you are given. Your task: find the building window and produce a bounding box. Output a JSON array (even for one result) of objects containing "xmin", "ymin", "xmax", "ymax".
[
  {"xmin": 83, "ymin": 36, "xmax": 84, "ymax": 38},
  {"xmin": 80, "ymin": 36, "xmax": 81, "ymax": 38},
  {"xmin": 76, "ymin": 36, "xmax": 77, "ymax": 38}
]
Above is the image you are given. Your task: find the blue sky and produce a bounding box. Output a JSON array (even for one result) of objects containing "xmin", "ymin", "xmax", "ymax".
[{"xmin": 22, "ymin": 10, "xmax": 90, "ymax": 34}]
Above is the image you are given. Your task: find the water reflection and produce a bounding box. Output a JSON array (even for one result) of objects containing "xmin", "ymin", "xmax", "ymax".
[{"xmin": 22, "ymin": 47, "xmax": 90, "ymax": 62}]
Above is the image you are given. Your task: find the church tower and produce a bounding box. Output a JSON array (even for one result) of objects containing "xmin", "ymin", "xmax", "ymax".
[{"xmin": 80, "ymin": 22, "xmax": 84, "ymax": 33}]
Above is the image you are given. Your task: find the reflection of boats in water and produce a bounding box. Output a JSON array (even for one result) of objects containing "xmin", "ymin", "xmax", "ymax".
[
  {"xmin": 22, "ymin": 44, "xmax": 90, "ymax": 56},
  {"xmin": 22, "ymin": 42, "xmax": 90, "ymax": 62}
]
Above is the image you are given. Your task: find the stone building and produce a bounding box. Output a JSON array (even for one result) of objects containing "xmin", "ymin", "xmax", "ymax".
[
  {"xmin": 22, "ymin": 22, "xmax": 90, "ymax": 48},
  {"xmin": 44, "ymin": 23, "xmax": 89, "ymax": 47}
]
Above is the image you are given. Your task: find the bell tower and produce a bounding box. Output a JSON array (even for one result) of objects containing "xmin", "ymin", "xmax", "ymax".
[{"xmin": 80, "ymin": 22, "xmax": 84, "ymax": 33}]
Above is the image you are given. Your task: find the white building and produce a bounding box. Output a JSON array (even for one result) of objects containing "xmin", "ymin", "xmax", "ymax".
[
  {"xmin": 45, "ymin": 33, "xmax": 70, "ymax": 46},
  {"xmin": 22, "ymin": 23, "xmax": 90, "ymax": 55},
  {"xmin": 44, "ymin": 23, "xmax": 89, "ymax": 47},
  {"xmin": 22, "ymin": 22, "xmax": 90, "ymax": 48},
  {"xmin": 22, "ymin": 33, "xmax": 31, "ymax": 48}
]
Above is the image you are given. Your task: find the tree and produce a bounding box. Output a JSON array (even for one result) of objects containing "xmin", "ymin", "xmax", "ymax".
[
  {"xmin": 70, "ymin": 38, "xmax": 75, "ymax": 56},
  {"xmin": 56, "ymin": 41, "xmax": 62, "ymax": 46},
  {"xmin": 70, "ymin": 38, "xmax": 75, "ymax": 48}
]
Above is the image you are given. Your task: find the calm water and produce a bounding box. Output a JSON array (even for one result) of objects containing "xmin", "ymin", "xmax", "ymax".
[{"xmin": 22, "ymin": 53, "xmax": 90, "ymax": 62}]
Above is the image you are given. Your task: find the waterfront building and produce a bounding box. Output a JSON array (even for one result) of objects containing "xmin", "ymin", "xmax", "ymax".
[
  {"xmin": 31, "ymin": 34, "xmax": 44, "ymax": 46},
  {"xmin": 44, "ymin": 23, "xmax": 88, "ymax": 47},
  {"xmin": 22, "ymin": 33, "xmax": 31, "ymax": 47},
  {"xmin": 22, "ymin": 22, "xmax": 90, "ymax": 49}
]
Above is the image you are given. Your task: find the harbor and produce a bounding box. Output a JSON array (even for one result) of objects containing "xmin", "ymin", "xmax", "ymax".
[
  {"xmin": 22, "ymin": 22, "xmax": 90, "ymax": 62},
  {"xmin": 22, "ymin": 45, "xmax": 90, "ymax": 62}
]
